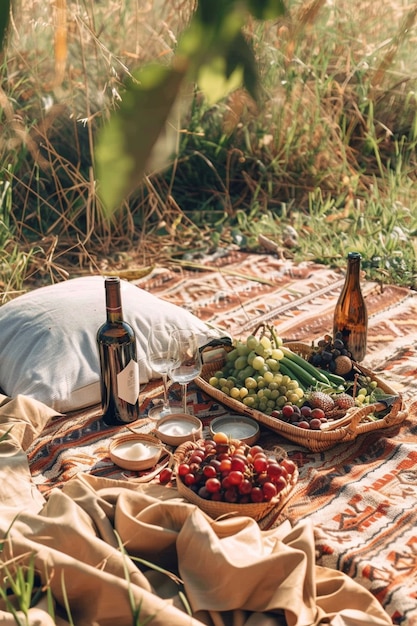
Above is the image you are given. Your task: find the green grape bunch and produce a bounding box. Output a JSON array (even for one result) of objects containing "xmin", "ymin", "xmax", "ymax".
[{"xmin": 208, "ymin": 331, "xmax": 305, "ymax": 415}]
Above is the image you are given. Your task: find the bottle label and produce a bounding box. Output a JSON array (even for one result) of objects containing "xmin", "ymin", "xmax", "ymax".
[{"xmin": 117, "ymin": 359, "xmax": 140, "ymax": 405}]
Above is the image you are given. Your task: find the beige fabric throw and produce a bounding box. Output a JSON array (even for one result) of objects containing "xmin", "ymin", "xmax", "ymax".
[{"xmin": 0, "ymin": 393, "xmax": 392, "ymax": 626}]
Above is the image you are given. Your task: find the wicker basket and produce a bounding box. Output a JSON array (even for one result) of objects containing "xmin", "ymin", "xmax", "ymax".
[
  {"xmin": 196, "ymin": 342, "xmax": 407, "ymax": 452},
  {"xmin": 173, "ymin": 439, "xmax": 298, "ymax": 522}
]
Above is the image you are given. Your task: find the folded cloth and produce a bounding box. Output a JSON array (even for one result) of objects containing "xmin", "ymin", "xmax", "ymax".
[{"xmin": 0, "ymin": 392, "xmax": 392, "ymax": 626}]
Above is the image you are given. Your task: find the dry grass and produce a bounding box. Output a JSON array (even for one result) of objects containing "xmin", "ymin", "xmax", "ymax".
[{"xmin": 1, "ymin": 0, "xmax": 417, "ymax": 295}]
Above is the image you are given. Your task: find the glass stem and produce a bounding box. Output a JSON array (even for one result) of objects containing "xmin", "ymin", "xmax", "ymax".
[
  {"xmin": 162, "ymin": 373, "xmax": 169, "ymax": 409},
  {"xmin": 182, "ymin": 383, "xmax": 188, "ymax": 413}
]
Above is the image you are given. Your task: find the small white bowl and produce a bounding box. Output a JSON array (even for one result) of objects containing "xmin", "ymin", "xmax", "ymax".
[
  {"xmin": 154, "ymin": 414, "xmax": 203, "ymax": 447},
  {"xmin": 109, "ymin": 433, "xmax": 162, "ymax": 471},
  {"xmin": 209, "ymin": 415, "xmax": 260, "ymax": 446}
]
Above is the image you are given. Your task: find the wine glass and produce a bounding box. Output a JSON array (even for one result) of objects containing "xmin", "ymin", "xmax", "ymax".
[
  {"xmin": 146, "ymin": 323, "xmax": 178, "ymax": 420},
  {"xmin": 168, "ymin": 329, "xmax": 203, "ymax": 415}
]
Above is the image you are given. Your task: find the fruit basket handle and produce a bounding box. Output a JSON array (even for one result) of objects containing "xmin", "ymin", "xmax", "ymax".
[{"xmin": 343, "ymin": 396, "xmax": 402, "ymax": 437}]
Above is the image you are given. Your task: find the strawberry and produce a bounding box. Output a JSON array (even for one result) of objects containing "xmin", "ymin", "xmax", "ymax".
[
  {"xmin": 331, "ymin": 392, "xmax": 355, "ymax": 410},
  {"xmin": 307, "ymin": 391, "xmax": 335, "ymax": 413}
]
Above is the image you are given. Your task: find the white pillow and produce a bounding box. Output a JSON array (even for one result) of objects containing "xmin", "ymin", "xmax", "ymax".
[{"xmin": 0, "ymin": 276, "xmax": 229, "ymax": 412}]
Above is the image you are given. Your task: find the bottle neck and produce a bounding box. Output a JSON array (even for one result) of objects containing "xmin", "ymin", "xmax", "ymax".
[
  {"xmin": 345, "ymin": 255, "xmax": 361, "ymax": 288},
  {"xmin": 105, "ymin": 277, "xmax": 123, "ymax": 323}
]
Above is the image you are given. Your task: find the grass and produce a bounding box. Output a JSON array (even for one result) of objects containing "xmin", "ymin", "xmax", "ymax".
[{"xmin": 1, "ymin": 0, "xmax": 417, "ymax": 302}]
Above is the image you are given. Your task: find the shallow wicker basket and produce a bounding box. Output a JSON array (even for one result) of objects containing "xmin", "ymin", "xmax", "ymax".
[
  {"xmin": 196, "ymin": 342, "xmax": 407, "ymax": 452},
  {"xmin": 173, "ymin": 439, "xmax": 298, "ymax": 522}
]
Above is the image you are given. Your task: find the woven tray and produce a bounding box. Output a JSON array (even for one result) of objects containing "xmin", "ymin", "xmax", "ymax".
[
  {"xmin": 196, "ymin": 342, "xmax": 407, "ymax": 452},
  {"xmin": 173, "ymin": 439, "xmax": 298, "ymax": 523}
]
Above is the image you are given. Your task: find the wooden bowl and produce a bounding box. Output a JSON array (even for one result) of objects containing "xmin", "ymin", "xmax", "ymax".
[
  {"xmin": 174, "ymin": 439, "xmax": 298, "ymax": 522},
  {"xmin": 109, "ymin": 433, "xmax": 162, "ymax": 471},
  {"xmin": 209, "ymin": 415, "xmax": 260, "ymax": 446},
  {"xmin": 154, "ymin": 413, "xmax": 203, "ymax": 447}
]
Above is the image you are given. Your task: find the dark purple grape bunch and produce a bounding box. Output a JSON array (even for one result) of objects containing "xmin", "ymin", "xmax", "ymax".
[{"xmin": 309, "ymin": 332, "xmax": 354, "ymax": 376}]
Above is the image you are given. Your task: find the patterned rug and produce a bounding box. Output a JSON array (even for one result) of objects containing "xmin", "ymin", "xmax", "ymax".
[{"xmin": 27, "ymin": 250, "xmax": 417, "ymax": 625}]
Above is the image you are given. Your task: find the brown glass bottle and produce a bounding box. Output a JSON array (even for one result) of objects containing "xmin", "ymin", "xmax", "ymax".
[
  {"xmin": 333, "ymin": 252, "xmax": 368, "ymax": 362},
  {"xmin": 97, "ymin": 277, "xmax": 140, "ymax": 425}
]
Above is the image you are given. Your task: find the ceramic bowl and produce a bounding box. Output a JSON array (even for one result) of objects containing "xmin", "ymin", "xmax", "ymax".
[
  {"xmin": 209, "ymin": 415, "xmax": 260, "ymax": 445},
  {"xmin": 109, "ymin": 433, "xmax": 162, "ymax": 471},
  {"xmin": 154, "ymin": 413, "xmax": 203, "ymax": 447}
]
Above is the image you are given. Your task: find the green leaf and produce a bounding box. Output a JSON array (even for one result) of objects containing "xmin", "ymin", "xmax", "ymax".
[
  {"xmin": 197, "ymin": 58, "xmax": 244, "ymax": 104},
  {"xmin": 96, "ymin": 64, "xmax": 186, "ymax": 215},
  {"xmin": 0, "ymin": 1, "xmax": 11, "ymax": 51},
  {"xmin": 224, "ymin": 31, "xmax": 259, "ymax": 100},
  {"xmin": 248, "ymin": 0, "xmax": 286, "ymax": 20}
]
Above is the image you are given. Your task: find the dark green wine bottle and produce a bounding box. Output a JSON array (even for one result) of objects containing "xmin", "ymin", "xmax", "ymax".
[{"xmin": 97, "ymin": 276, "xmax": 140, "ymax": 425}]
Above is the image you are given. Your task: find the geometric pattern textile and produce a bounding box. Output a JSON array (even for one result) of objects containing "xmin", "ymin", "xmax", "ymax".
[{"xmin": 27, "ymin": 251, "xmax": 417, "ymax": 625}]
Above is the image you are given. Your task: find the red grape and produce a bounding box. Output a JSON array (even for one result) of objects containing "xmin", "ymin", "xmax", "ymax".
[
  {"xmin": 184, "ymin": 472, "xmax": 197, "ymax": 486},
  {"xmin": 231, "ymin": 457, "xmax": 246, "ymax": 473},
  {"xmin": 274, "ymin": 476, "xmax": 288, "ymax": 493},
  {"xmin": 209, "ymin": 459, "xmax": 222, "ymax": 472},
  {"xmin": 253, "ymin": 456, "xmax": 268, "ymax": 473},
  {"xmin": 205, "ymin": 477, "xmax": 221, "ymax": 493},
  {"xmin": 282, "ymin": 404, "xmax": 295, "ymax": 419},
  {"xmin": 249, "ymin": 445, "xmax": 264, "ymax": 457},
  {"xmin": 177, "ymin": 463, "xmax": 190, "ymax": 477},
  {"xmin": 311, "ymin": 408, "xmax": 325, "ymax": 420},
  {"xmin": 224, "ymin": 487, "xmax": 238, "ymax": 503},
  {"xmin": 177, "ymin": 437, "xmax": 296, "ymax": 506},
  {"xmin": 219, "ymin": 458, "xmax": 232, "ymax": 473},
  {"xmin": 238, "ymin": 478, "xmax": 252, "ymax": 495},
  {"xmin": 198, "ymin": 486, "xmax": 211, "ymax": 499},
  {"xmin": 262, "ymin": 482, "xmax": 278, "ymax": 501},
  {"xmin": 266, "ymin": 462, "xmax": 283, "ymax": 480},
  {"xmin": 228, "ymin": 470, "xmax": 244, "ymax": 486},
  {"xmin": 250, "ymin": 487, "xmax": 264, "ymax": 503},
  {"xmin": 281, "ymin": 459, "xmax": 297, "ymax": 476},
  {"xmin": 203, "ymin": 465, "xmax": 217, "ymax": 479},
  {"xmin": 159, "ymin": 468, "xmax": 173, "ymax": 484}
]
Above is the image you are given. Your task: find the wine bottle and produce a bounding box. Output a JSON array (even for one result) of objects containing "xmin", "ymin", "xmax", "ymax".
[
  {"xmin": 97, "ymin": 276, "xmax": 140, "ymax": 425},
  {"xmin": 333, "ymin": 252, "xmax": 368, "ymax": 362}
]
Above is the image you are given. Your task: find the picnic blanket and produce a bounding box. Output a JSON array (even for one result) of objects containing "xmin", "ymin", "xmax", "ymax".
[{"xmin": 5, "ymin": 250, "xmax": 417, "ymax": 624}]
